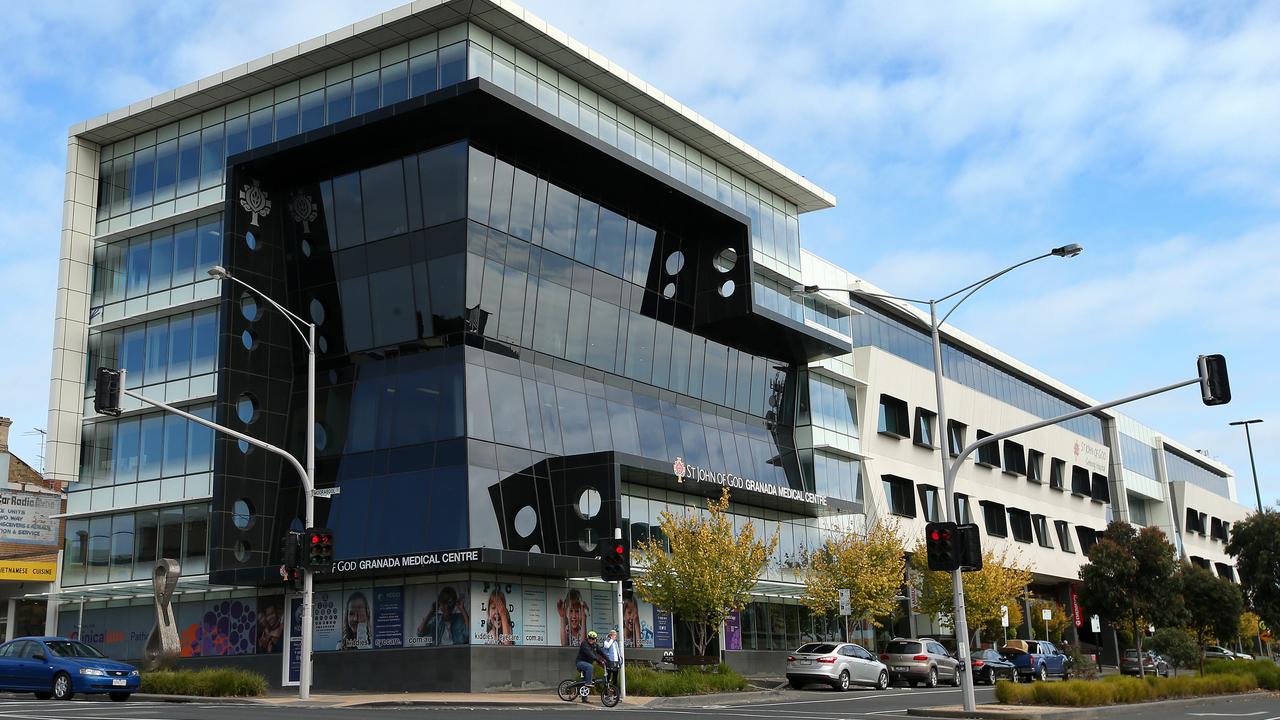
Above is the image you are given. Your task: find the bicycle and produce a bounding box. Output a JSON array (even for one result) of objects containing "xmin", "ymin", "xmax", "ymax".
[{"xmin": 557, "ymin": 666, "xmax": 620, "ymax": 707}]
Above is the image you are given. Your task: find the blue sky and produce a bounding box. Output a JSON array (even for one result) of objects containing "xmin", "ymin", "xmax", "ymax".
[{"xmin": 1, "ymin": 1, "xmax": 1276, "ymax": 508}]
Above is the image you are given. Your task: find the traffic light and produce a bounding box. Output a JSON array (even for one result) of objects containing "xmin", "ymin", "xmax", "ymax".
[
  {"xmin": 622, "ymin": 579, "xmax": 635, "ymax": 600},
  {"xmin": 94, "ymin": 368, "xmax": 123, "ymax": 417},
  {"xmin": 306, "ymin": 528, "xmax": 333, "ymax": 571},
  {"xmin": 957, "ymin": 523, "xmax": 983, "ymax": 571},
  {"xmin": 925, "ymin": 521, "xmax": 959, "ymax": 572},
  {"xmin": 281, "ymin": 532, "xmax": 302, "ymax": 568},
  {"xmin": 601, "ymin": 541, "xmax": 630, "ymax": 581},
  {"xmin": 1198, "ymin": 354, "xmax": 1231, "ymax": 406}
]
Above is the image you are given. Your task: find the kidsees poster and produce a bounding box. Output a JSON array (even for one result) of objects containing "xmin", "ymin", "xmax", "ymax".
[
  {"xmin": 522, "ymin": 585, "xmax": 548, "ymax": 645},
  {"xmin": 404, "ymin": 582, "xmax": 470, "ymax": 647},
  {"xmin": 553, "ymin": 583, "xmax": 592, "ymax": 646},
  {"xmin": 472, "ymin": 579, "xmax": 521, "ymax": 645}
]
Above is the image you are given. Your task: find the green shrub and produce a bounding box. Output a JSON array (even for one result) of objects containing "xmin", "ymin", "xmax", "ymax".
[
  {"xmin": 140, "ymin": 668, "xmax": 268, "ymax": 697},
  {"xmin": 623, "ymin": 663, "xmax": 749, "ymax": 696},
  {"xmin": 1206, "ymin": 658, "xmax": 1280, "ymax": 690},
  {"xmin": 994, "ymin": 672, "xmax": 1255, "ymax": 706}
]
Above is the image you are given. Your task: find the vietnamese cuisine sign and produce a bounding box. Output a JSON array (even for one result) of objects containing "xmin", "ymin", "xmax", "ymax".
[
  {"xmin": 0, "ymin": 490, "xmax": 60, "ymax": 546},
  {"xmin": 672, "ymin": 457, "xmax": 828, "ymax": 507}
]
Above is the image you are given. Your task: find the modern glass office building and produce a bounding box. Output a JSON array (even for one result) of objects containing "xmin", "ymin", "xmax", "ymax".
[{"xmin": 42, "ymin": 0, "xmax": 1248, "ymax": 691}]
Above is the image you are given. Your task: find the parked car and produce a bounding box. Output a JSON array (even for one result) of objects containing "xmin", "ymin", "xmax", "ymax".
[
  {"xmin": 1204, "ymin": 645, "xmax": 1236, "ymax": 661},
  {"xmin": 879, "ymin": 637, "xmax": 960, "ymax": 688},
  {"xmin": 1234, "ymin": 651, "xmax": 1254, "ymax": 661},
  {"xmin": 786, "ymin": 642, "xmax": 889, "ymax": 691},
  {"xmin": 1000, "ymin": 639, "xmax": 1070, "ymax": 681},
  {"xmin": 1120, "ymin": 649, "xmax": 1170, "ymax": 677},
  {"xmin": 968, "ymin": 649, "xmax": 1019, "ymax": 685},
  {"xmin": 0, "ymin": 636, "xmax": 139, "ymax": 701}
]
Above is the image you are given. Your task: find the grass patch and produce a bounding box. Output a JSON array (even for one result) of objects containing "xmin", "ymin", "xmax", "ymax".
[
  {"xmin": 1206, "ymin": 659, "xmax": 1280, "ymax": 691},
  {"xmin": 994, "ymin": 672, "xmax": 1256, "ymax": 706},
  {"xmin": 140, "ymin": 668, "xmax": 269, "ymax": 697},
  {"xmin": 623, "ymin": 663, "xmax": 750, "ymax": 696}
]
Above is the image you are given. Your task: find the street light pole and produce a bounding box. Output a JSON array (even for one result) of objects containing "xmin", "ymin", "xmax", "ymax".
[
  {"xmin": 209, "ymin": 266, "xmax": 317, "ymax": 700},
  {"xmin": 794, "ymin": 243, "xmax": 1082, "ymax": 712},
  {"xmin": 1229, "ymin": 419, "xmax": 1264, "ymax": 513}
]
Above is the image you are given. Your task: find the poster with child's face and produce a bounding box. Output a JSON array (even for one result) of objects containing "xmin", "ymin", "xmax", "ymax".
[
  {"xmin": 554, "ymin": 583, "xmax": 592, "ymax": 646},
  {"xmin": 332, "ymin": 588, "xmax": 374, "ymax": 651},
  {"xmin": 472, "ymin": 579, "xmax": 521, "ymax": 645},
  {"xmin": 622, "ymin": 596, "xmax": 656, "ymax": 649},
  {"xmin": 405, "ymin": 582, "xmax": 470, "ymax": 647}
]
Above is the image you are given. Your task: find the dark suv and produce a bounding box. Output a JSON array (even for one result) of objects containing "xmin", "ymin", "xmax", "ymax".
[{"xmin": 879, "ymin": 638, "xmax": 960, "ymax": 688}]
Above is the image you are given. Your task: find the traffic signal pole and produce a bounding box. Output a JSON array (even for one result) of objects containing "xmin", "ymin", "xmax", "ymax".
[{"xmin": 614, "ymin": 527, "xmax": 626, "ymax": 700}]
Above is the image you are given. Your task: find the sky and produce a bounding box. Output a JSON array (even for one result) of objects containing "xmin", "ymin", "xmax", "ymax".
[{"xmin": 0, "ymin": 1, "xmax": 1276, "ymax": 508}]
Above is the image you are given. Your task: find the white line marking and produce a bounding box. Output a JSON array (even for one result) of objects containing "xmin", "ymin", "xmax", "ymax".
[
  {"xmin": 1188, "ymin": 713, "xmax": 1269, "ymax": 717},
  {"xmin": 725, "ymin": 687, "xmax": 994, "ymax": 707}
]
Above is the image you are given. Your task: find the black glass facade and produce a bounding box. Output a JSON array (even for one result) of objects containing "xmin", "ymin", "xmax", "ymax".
[{"xmin": 207, "ymin": 81, "xmax": 857, "ymax": 587}]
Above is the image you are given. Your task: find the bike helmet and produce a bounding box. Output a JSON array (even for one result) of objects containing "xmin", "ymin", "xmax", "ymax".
[{"xmin": 587, "ymin": 630, "xmax": 599, "ymax": 639}]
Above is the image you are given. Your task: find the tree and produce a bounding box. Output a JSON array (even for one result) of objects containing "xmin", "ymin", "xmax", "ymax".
[
  {"xmin": 1226, "ymin": 510, "xmax": 1280, "ymax": 630},
  {"xmin": 1028, "ymin": 599, "xmax": 1070, "ymax": 643},
  {"xmin": 1179, "ymin": 563, "xmax": 1244, "ymax": 675},
  {"xmin": 910, "ymin": 545, "xmax": 1032, "ymax": 644},
  {"xmin": 1150, "ymin": 627, "xmax": 1199, "ymax": 676},
  {"xmin": 800, "ymin": 520, "xmax": 906, "ymax": 650},
  {"xmin": 1077, "ymin": 521, "xmax": 1180, "ymax": 675},
  {"xmin": 634, "ymin": 487, "xmax": 777, "ymax": 659}
]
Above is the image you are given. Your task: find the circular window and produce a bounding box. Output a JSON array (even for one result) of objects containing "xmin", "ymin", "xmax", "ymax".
[
  {"xmin": 577, "ymin": 527, "xmax": 599, "ymax": 553},
  {"xmin": 236, "ymin": 393, "xmax": 258, "ymax": 424},
  {"xmin": 662, "ymin": 283, "xmax": 676, "ymax": 299},
  {"xmin": 310, "ymin": 298, "xmax": 326, "ymax": 326},
  {"xmin": 245, "ymin": 231, "xmax": 258, "ymax": 251},
  {"xmin": 577, "ymin": 488, "xmax": 602, "ymax": 519},
  {"xmin": 239, "ymin": 293, "xmax": 261, "ymax": 322},
  {"xmin": 713, "ymin": 247, "xmax": 738, "ymax": 273},
  {"xmin": 664, "ymin": 251, "xmax": 685, "ymax": 275},
  {"xmin": 289, "ymin": 517, "xmax": 304, "ymax": 533},
  {"xmin": 514, "ymin": 506, "xmax": 538, "ymax": 539},
  {"xmin": 241, "ymin": 330, "xmax": 257, "ymax": 351},
  {"xmin": 301, "ymin": 239, "xmax": 313, "ymax": 258},
  {"xmin": 314, "ymin": 423, "xmax": 329, "ymax": 451},
  {"xmin": 718, "ymin": 279, "xmax": 736, "ymax": 298},
  {"xmin": 237, "ymin": 439, "xmax": 254, "ymax": 455},
  {"xmin": 317, "ymin": 336, "xmax": 329, "ymax": 354},
  {"xmin": 233, "ymin": 540, "xmax": 251, "ymax": 563},
  {"xmin": 232, "ymin": 499, "xmax": 254, "ymax": 530}
]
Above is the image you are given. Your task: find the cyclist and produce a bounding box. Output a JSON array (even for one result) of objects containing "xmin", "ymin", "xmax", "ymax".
[{"xmin": 574, "ymin": 630, "xmax": 609, "ymax": 703}]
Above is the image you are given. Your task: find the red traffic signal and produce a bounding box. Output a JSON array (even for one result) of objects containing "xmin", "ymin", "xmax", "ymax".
[
  {"xmin": 926, "ymin": 521, "xmax": 959, "ymax": 572},
  {"xmin": 602, "ymin": 541, "xmax": 630, "ymax": 582},
  {"xmin": 305, "ymin": 527, "xmax": 334, "ymax": 571}
]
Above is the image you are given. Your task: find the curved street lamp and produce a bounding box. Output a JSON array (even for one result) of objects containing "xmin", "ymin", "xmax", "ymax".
[{"xmin": 794, "ymin": 244, "xmax": 1083, "ymax": 712}]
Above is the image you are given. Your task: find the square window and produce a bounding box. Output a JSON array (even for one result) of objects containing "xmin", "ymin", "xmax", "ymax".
[
  {"xmin": 1008, "ymin": 508, "xmax": 1033, "ymax": 543},
  {"xmin": 1002, "ymin": 440, "xmax": 1026, "ymax": 475},
  {"xmin": 913, "ymin": 408, "xmax": 937, "ymax": 449},
  {"xmin": 881, "ymin": 475, "xmax": 916, "ymax": 518},
  {"xmin": 1027, "ymin": 450, "xmax": 1045, "ymax": 483},
  {"xmin": 947, "ymin": 419, "xmax": 967, "ymax": 457},
  {"xmin": 981, "ymin": 501, "xmax": 1007, "ymax": 537},
  {"xmin": 975, "ymin": 430, "xmax": 1000, "ymax": 467},
  {"xmin": 954, "ymin": 493, "xmax": 973, "ymax": 525},
  {"xmin": 1033, "ymin": 514, "xmax": 1053, "ymax": 548},
  {"xmin": 877, "ymin": 394, "xmax": 909, "ymax": 438},
  {"xmin": 916, "ymin": 484, "xmax": 941, "ymax": 522},
  {"xmin": 1090, "ymin": 473, "xmax": 1110, "ymax": 503},
  {"xmin": 1055, "ymin": 520, "xmax": 1075, "ymax": 553},
  {"xmin": 1071, "ymin": 465, "xmax": 1091, "ymax": 496},
  {"xmin": 1049, "ymin": 458, "xmax": 1066, "ymax": 490}
]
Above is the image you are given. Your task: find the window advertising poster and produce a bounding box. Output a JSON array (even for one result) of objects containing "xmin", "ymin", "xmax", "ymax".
[
  {"xmin": 473, "ymin": 579, "xmax": 521, "ymax": 645},
  {"xmin": 287, "ymin": 597, "xmax": 302, "ymax": 685},
  {"xmin": 373, "ymin": 587, "xmax": 404, "ymax": 649},
  {"xmin": 257, "ymin": 595, "xmax": 285, "ymax": 654},
  {"xmin": 179, "ymin": 598, "xmax": 257, "ymax": 657},
  {"xmin": 590, "ymin": 587, "xmax": 615, "ymax": 637},
  {"xmin": 522, "ymin": 584, "xmax": 549, "ymax": 645},
  {"xmin": 405, "ymin": 582, "xmax": 470, "ymax": 647},
  {"xmin": 654, "ymin": 608, "xmax": 674, "ymax": 649},
  {"xmin": 622, "ymin": 596, "xmax": 656, "ymax": 649},
  {"xmin": 313, "ymin": 587, "xmax": 374, "ymax": 651},
  {"xmin": 724, "ymin": 608, "xmax": 742, "ymax": 650},
  {"xmin": 554, "ymin": 583, "xmax": 592, "ymax": 646}
]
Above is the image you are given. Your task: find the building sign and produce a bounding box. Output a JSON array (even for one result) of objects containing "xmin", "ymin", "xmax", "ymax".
[
  {"xmin": 672, "ymin": 457, "xmax": 828, "ymax": 507},
  {"xmin": 1072, "ymin": 440, "xmax": 1110, "ymax": 475},
  {"xmin": 329, "ymin": 549, "xmax": 481, "ymax": 575},
  {"xmin": 0, "ymin": 559, "xmax": 57, "ymax": 582},
  {"xmin": 1070, "ymin": 587, "xmax": 1083, "ymax": 628},
  {"xmin": 0, "ymin": 490, "xmax": 60, "ymax": 546}
]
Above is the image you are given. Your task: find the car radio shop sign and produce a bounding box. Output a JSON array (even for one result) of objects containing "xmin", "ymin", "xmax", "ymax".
[{"xmin": 0, "ymin": 490, "xmax": 60, "ymax": 545}]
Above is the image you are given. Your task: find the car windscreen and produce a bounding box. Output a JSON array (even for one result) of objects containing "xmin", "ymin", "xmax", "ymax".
[
  {"xmin": 886, "ymin": 641, "xmax": 921, "ymax": 655},
  {"xmin": 44, "ymin": 641, "xmax": 106, "ymax": 659},
  {"xmin": 796, "ymin": 643, "xmax": 837, "ymax": 654},
  {"xmin": 1123, "ymin": 650, "xmax": 1138, "ymax": 658}
]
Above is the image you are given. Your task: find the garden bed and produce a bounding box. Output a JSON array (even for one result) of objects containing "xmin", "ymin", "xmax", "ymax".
[
  {"xmin": 140, "ymin": 668, "xmax": 268, "ymax": 697},
  {"xmin": 994, "ymin": 673, "xmax": 1256, "ymax": 706}
]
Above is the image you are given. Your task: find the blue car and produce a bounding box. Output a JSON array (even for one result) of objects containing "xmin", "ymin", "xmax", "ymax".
[{"xmin": 0, "ymin": 637, "xmax": 140, "ymax": 701}]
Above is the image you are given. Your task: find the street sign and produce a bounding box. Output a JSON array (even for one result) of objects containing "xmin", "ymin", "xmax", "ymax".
[
  {"xmin": 1090, "ymin": 615, "xmax": 1101, "ymax": 633},
  {"xmin": 1041, "ymin": 608, "xmax": 1052, "ymax": 621},
  {"xmin": 1000, "ymin": 605, "xmax": 1009, "ymax": 628},
  {"xmin": 313, "ymin": 487, "xmax": 342, "ymax": 498},
  {"xmin": 838, "ymin": 588, "xmax": 851, "ymax": 616}
]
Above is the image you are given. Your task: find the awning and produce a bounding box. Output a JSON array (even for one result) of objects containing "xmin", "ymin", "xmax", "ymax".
[{"xmin": 24, "ymin": 576, "xmax": 248, "ymax": 603}]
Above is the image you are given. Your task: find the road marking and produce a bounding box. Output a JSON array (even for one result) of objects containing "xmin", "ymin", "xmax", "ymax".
[
  {"xmin": 1187, "ymin": 713, "xmax": 1269, "ymax": 717},
  {"xmin": 725, "ymin": 687, "xmax": 995, "ymax": 708}
]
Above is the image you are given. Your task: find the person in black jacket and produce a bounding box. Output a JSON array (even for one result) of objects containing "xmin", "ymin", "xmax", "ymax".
[{"xmin": 574, "ymin": 631, "xmax": 608, "ymax": 702}]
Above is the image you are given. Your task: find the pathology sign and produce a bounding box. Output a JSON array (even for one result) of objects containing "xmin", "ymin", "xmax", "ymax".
[
  {"xmin": 328, "ymin": 549, "xmax": 482, "ymax": 575},
  {"xmin": 0, "ymin": 490, "xmax": 60, "ymax": 546},
  {"xmin": 1072, "ymin": 440, "xmax": 1110, "ymax": 475},
  {"xmin": 672, "ymin": 457, "xmax": 828, "ymax": 507}
]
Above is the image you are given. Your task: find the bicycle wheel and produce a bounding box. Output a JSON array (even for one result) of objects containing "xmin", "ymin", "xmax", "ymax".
[
  {"xmin": 601, "ymin": 682, "xmax": 620, "ymax": 708},
  {"xmin": 557, "ymin": 679, "xmax": 578, "ymax": 702}
]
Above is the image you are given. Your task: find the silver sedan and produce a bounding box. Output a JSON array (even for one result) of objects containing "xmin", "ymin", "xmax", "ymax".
[{"xmin": 786, "ymin": 642, "xmax": 890, "ymax": 691}]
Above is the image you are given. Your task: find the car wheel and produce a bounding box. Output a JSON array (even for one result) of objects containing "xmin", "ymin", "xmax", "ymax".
[
  {"xmin": 109, "ymin": 693, "xmax": 131, "ymax": 702},
  {"xmin": 876, "ymin": 671, "xmax": 889, "ymax": 691},
  {"xmin": 836, "ymin": 670, "xmax": 851, "ymax": 691},
  {"xmin": 789, "ymin": 679, "xmax": 804, "ymax": 690},
  {"xmin": 926, "ymin": 668, "xmax": 938, "ymax": 688},
  {"xmin": 33, "ymin": 692, "xmax": 51, "ymax": 700},
  {"xmin": 950, "ymin": 668, "xmax": 960, "ymax": 687},
  {"xmin": 1037, "ymin": 665, "xmax": 1048, "ymax": 682},
  {"xmin": 986, "ymin": 668, "xmax": 996, "ymax": 685},
  {"xmin": 52, "ymin": 672, "xmax": 74, "ymax": 701}
]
